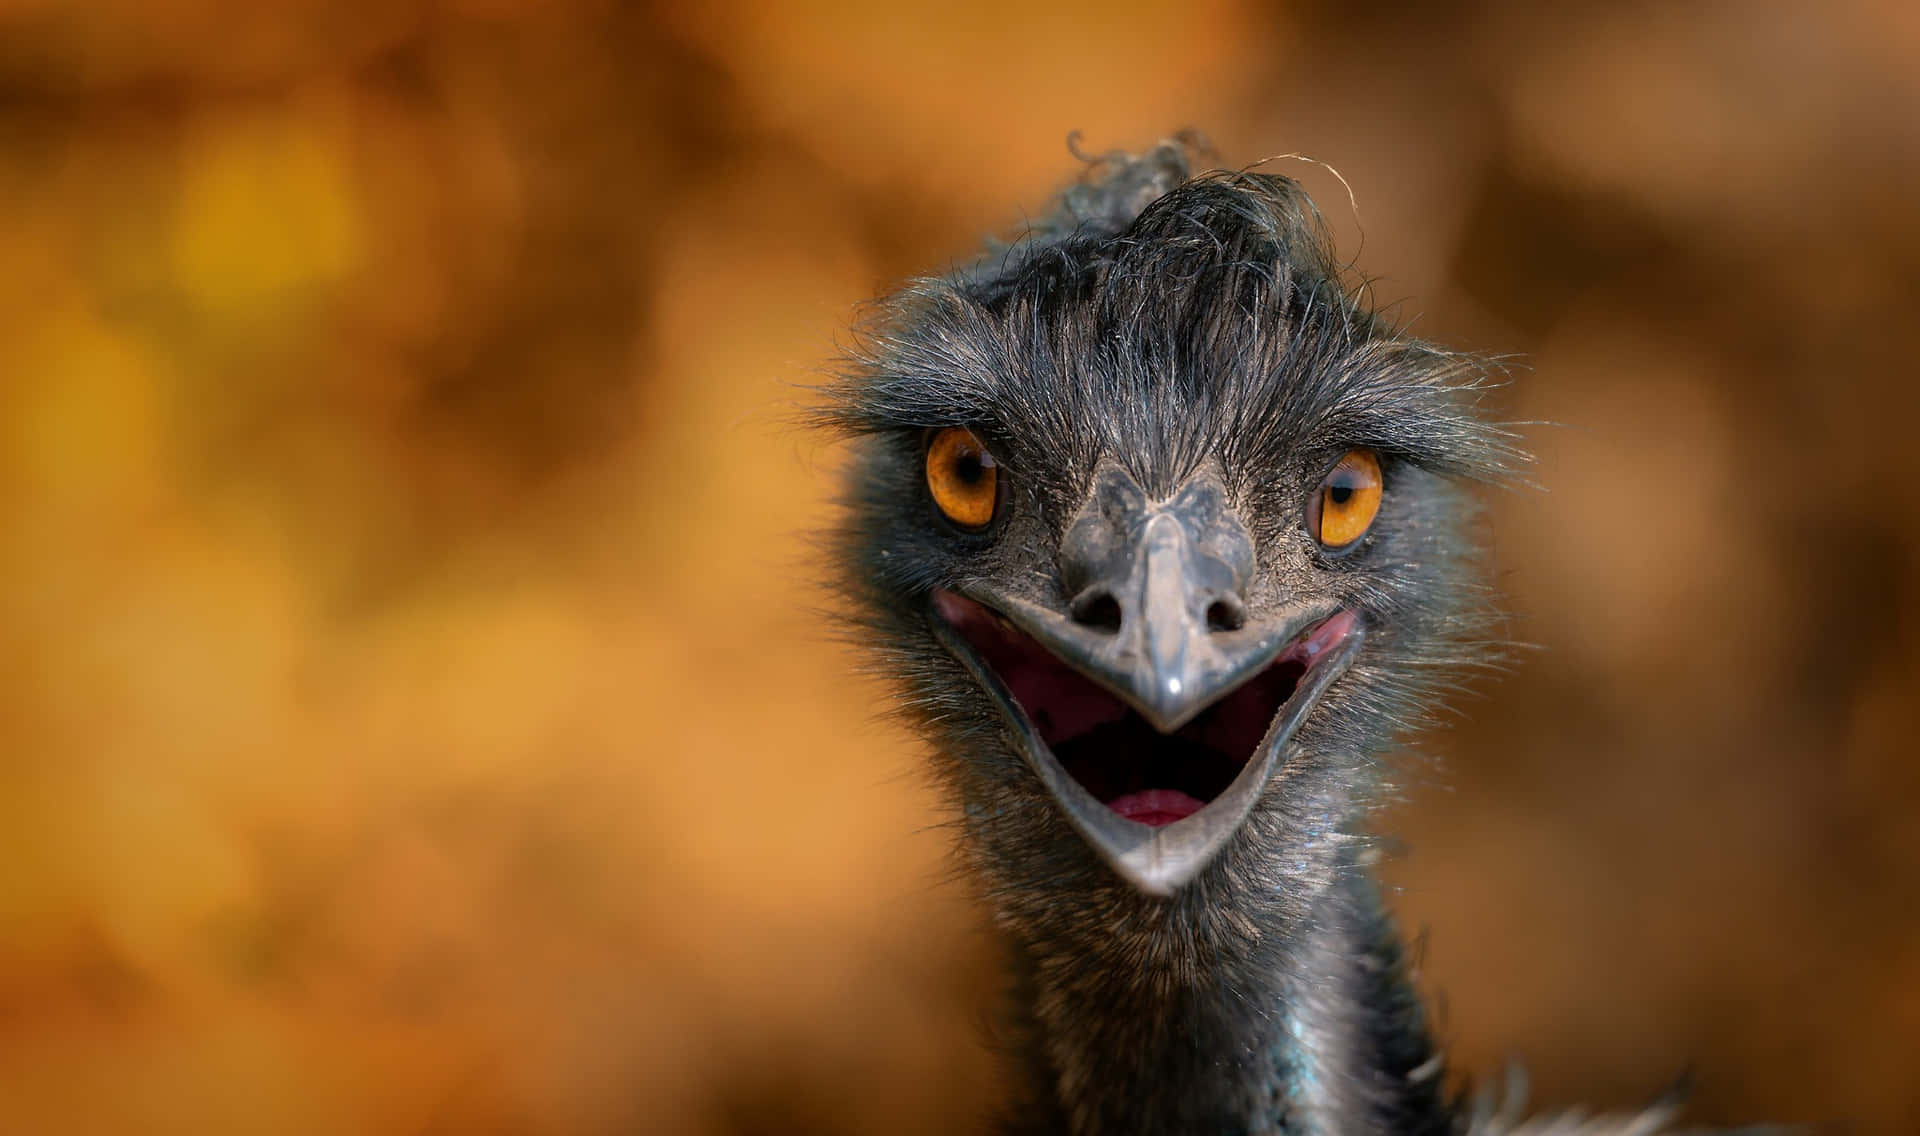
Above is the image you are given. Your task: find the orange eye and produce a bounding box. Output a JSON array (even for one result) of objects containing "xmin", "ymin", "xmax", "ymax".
[
  {"xmin": 1312, "ymin": 449, "xmax": 1383, "ymax": 549},
  {"xmin": 926, "ymin": 427, "xmax": 1000, "ymax": 529}
]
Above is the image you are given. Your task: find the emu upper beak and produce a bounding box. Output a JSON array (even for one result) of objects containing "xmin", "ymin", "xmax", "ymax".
[{"xmin": 930, "ymin": 465, "xmax": 1365, "ymax": 895}]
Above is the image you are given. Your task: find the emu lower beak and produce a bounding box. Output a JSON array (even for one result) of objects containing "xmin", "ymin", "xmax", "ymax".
[{"xmin": 930, "ymin": 469, "xmax": 1365, "ymax": 895}]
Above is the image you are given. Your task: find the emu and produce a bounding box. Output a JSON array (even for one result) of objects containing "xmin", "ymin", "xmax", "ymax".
[{"xmin": 822, "ymin": 139, "xmax": 1695, "ymax": 1135}]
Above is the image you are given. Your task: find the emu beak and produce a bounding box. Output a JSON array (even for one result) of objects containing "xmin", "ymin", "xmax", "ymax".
[{"xmin": 929, "ymin": 466, "xmax": 1366, "ymax": 895}]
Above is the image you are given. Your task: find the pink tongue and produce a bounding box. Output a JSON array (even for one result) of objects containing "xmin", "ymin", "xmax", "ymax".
[{"xmin": 1107, "ymin": 789, "xmax": 1206, "ymax": 827}]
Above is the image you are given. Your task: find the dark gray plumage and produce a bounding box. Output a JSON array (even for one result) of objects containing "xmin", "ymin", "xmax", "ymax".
[{"xmin": 820, "ymin": 139, "xmax": 1692, "ymax": 1135}]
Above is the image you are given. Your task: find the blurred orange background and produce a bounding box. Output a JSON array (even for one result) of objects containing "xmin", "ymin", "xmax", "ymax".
[{"xmin": 2, "ymin": 1, "xmax": 1916, "ymax": 1132}]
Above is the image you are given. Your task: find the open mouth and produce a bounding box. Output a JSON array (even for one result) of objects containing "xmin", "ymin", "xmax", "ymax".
[{"xmin": 933, "ymin": 590, "xmax": 1357, "ymax": 828}]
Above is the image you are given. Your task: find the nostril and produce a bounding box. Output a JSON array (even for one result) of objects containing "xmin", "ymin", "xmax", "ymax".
[
  {"xmin": 1072, "ymin": 592, "xmax": 1124, "ymax": 634},
  {"xmin": 1206, "ymin": 598, "xmax": 1245, "ymax": 633}
]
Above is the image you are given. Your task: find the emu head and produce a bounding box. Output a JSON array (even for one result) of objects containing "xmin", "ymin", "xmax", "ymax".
[{"xmin": 824, "ymin": 145, "xmax": 1514, "ymax": 937}]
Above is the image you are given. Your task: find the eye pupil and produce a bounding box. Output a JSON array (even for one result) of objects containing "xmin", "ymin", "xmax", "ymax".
[
  {"xmin": 1327, "ymin": 483, "xmax": 1353, "ymax": 506},
  {"xmin": 955, "ymin": 455, "xmax": 981, "ymax": 484}
]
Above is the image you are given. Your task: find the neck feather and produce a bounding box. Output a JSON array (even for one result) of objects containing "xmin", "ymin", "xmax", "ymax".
[{"xmin": 990, "ymin": 831, "xmax": 1451, "ymax": 1135}]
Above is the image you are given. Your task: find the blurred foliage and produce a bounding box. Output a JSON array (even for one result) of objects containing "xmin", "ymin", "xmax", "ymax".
[{"xmin": 0, "ymin": 1, "xmax": 1915, "ymax": 1132}]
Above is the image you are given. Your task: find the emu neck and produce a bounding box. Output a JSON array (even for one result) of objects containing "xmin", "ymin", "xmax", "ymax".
[{"xmin": 997, "ymin": 854, "xmax": 1450, "ymax": 1136}]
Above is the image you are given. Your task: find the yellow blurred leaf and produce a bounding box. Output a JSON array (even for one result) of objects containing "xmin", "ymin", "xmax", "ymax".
[{"xmin": 170, "ymin": 99, "xmax": 361, "ymax": 324}]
